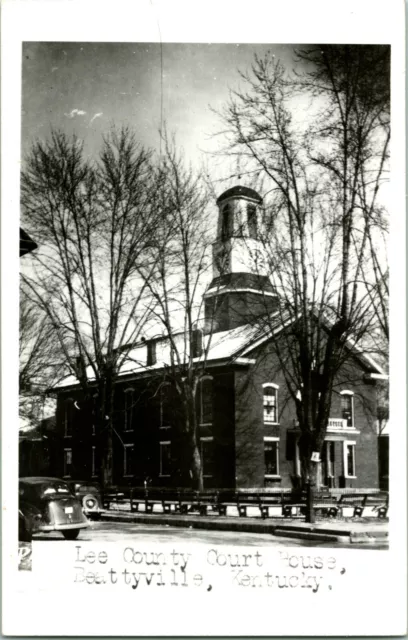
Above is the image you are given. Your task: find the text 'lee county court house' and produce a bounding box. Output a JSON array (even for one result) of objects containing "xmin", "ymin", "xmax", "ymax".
[{"xmin": 49, "ymin": 186, "xmax": 386, "ymax": 490}]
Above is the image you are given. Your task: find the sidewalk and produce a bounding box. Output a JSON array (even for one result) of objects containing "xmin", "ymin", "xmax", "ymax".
[{"xmin": 99, "ymin": 509, "xmax": 388, "ymax": 544}]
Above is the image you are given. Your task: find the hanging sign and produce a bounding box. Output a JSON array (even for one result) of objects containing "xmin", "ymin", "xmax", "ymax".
[{"xmin": 311, "ymin": 451, "xmax": 320, "ymax": 462}]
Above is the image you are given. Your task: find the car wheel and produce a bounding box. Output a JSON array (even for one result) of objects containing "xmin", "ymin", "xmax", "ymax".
[
  {"xmin": 82, "ymin": 494, "xmax": 99, "ymax": 512},
  {"xmin": 62, "ymin": 529, "xmax": 80, "ymax": 540},
  {"xmin": 19, "ymin": 513, "xmax": 32, "ymax": 542}
]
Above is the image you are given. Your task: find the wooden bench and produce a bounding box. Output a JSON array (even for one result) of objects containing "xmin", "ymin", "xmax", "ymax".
[
  {"xmin": 338, "ymin": 491, "xmax": 389, "ymax": 518},
  {"xmin": 236, "ymin": 491, "xmax": 289, "ymax": 518}
]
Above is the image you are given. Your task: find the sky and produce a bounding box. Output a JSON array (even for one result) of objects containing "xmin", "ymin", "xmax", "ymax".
[{"xmin": 21, "ymin": 42, "xmax": 300, "ymax": 190}]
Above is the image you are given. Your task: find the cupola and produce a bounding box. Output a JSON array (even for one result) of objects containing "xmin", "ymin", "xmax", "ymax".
[{"xmin": 204, "ymin": 186, "xmax": 278, "ymax": 332}]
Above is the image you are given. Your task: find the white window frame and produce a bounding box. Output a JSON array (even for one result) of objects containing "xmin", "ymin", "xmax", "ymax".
[
  {"xmin": 340, "ymin": 390, "xmax": 354, "ymax": 428},
  {"xmin": 159, "ymin": 440, "xmax": 171, "ymax": 477},
  {"xmin": 124, "ymin": 387, "xmax": 135, "ymax": 432},
  {"xmin": 91, "ymin": 446, "xmax": 97, "ymax": 477},
  {"xmin": 63, "ymin": 448, "xmax": 72, "ymax": 478},
  {"xmin": 264, "ymin": 436, "xmax": 280, "ymax": 478},
  {"xmin": 262, "ymin": 383, "xmax": 279, "ymax": 425},
  {"xmin": 343, "ymin": 440, "xmax": 357, "ymax": 478},
  {"xmin": 124, "ymin": 443, "xmax": 135, "ymax": 477},
  {"xmin": 198, "ymin": 375, "xmax": 213, "ymax": 427},
  {"xmin": 200, "ymin": 436, "xmax": 215, "ymax": 478}
]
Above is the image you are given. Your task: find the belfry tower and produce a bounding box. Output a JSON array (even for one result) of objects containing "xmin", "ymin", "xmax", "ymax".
[{"xmin": 204, "ymin": 186, "xmax": 278, "ymax": 332}]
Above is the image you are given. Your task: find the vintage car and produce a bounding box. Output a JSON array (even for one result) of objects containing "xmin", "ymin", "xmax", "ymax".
[
  {"xmin": 19, "ymin": 477, "xmax": 89, "ymax": 541},
  {"xmin": 65, "ymin": 481, "xmax": 103, "ymax": 519}
]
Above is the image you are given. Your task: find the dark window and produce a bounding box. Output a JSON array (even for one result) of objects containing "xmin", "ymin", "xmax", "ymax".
[
  {"xmin": 264, "ymin": 440, "xmax": 279, "ymax": 475},
  {"xmin": 198, "ymin": 377, "xmax": 213, "ymax": 425},
  {"xmin": 64, "ymin": 448, "xmax": 73, "ymax": 477},
  {"xmin": 160, "ymin": 383, "xmax": 172, "ymax": 429},
  {"xmin": 247, "ymin": 204, "xmax": 257, "ymax": 238},
  {"xmin": 160, "ymin": 441, "xmax": 171, "ymax": 476},
  {"xmin": 192, "ymin": 329, "xmax": 203, "ymax": 358},
  {"xmin": 341, "ymin": 393, "xmax": 354, "ymax": 427},
  {"xmin": 124, "ymin": 445, "xmax": 134, "ymax": 477},
  {"xmin": 345, "ymin": 443, "xmax": 356, "ymax": 477},
  {"xmin": 91, "ymin": 446, "xmax": 97, "ymax": 477},
  {"xmin": 124, "ymin": 389, "xmax": 134, "ymax": 431},
  {"xmin": 221, "ymin": 204, "xmax": 231, "ymax": 241},
  {"xmin": 64, "ymin": 399, "xmax": 74, "ymax": 437},
  {"xmin": 147, "ymin": 341, "xmax": 157, "ymax": 366},
  {"xmin": 201, "ymin": 439, "xmax": 215, "ymax": 477}
]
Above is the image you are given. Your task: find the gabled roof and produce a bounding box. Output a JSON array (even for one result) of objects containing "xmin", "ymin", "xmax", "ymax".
[{"xmin": 52, "ymin": 307, "xmax": 385, "ymax": 390}]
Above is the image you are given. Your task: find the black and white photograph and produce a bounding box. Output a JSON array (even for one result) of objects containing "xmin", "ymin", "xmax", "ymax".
[{"xmin": 2, "ymin": 0, "xmax": 406, "ymax": 636}]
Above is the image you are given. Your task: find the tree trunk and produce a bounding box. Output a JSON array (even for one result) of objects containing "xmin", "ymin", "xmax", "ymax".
[
  {"xmin": 99, "ymin": 378, "xmax": 114, "ymax": 488},
  {"xmin": 191, "ymin": 441, "xmax": 204, "ymax": 491}
]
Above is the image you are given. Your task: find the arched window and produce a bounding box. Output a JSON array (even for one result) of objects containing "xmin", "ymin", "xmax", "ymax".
[
  {"xmin": 197, "ymin": 376, "xmax": 213, "ymax": 425},
  {"xmin": 263, "ymin": 383, "xmax": 279, "ymax": 424},
  {"xmin": 247, "ymin": 204, "xmax": 257, "ymax": 238},
  {"xmin": 340, "ymin": 391, "xmax": 354, "ymax": 427},
  {"xmin": 221, "ymin": 204, "xmax": 231, "ymax": 241}
]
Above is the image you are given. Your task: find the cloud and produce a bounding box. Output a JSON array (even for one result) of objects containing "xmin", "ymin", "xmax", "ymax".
[
  {"xmin": 64, "ymin": 108, "xmax": 87, "ymax": 119},
  {"xmin": 89, "ymin": 112, "xmax": 103, "ymax": 125}
]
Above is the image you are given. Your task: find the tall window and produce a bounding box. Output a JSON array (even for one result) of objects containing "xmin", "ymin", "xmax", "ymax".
[
  {"xmin": 264, "ymin": 437, "xmax": 279, "ymax": 476},
  {"xmin": 64, "ymin": 398, "xmax": 74, "ymax": 437},
  {"xmin": 197, "ymin": 376, "xmax": 213, "ymax": 425},
  {"xmin": 124, "ymin": 388, "xmax": 134, "ymax": 432},
  {"xmin": 91, "ymin": 446, "xmax": 97, "ymax": 477},
  {"xmin": 343, "ymin": 441, "xmax": 356, "ymax": 478},
  {"xmin": 147, "ymin": 340, "xmax": 157, "ymax": 366},
  {"xmin": 192, "ymin": 329, "xmax": 203, "ymax": 358},
  {"xmin": 124, "ymin": 444, "xmax": 134, "ymax": 477},
  {"xmin": 160, "ymin": 383, "xmax": 172, "ymax": 430},
  {"xmin": 159, "ymin": 441, "xmax": 171, "ymax": 477},
  {"xmin": 263, "ymin": 383, "xmax": 279, "ymax": 424},
  {"xmin": 201, "ymin": 437, "xmax": 215, "ymax": 477},
  {"xmin": 247, "ymin": 204, "xmax": 257, "ymax": 238},
  {"xmin": 63, "ymin": 448, "xmax": 72, "ymax": 477},
  {"xmin": 341, "ymin": 391, "xmax": 354, "ymax": 427},
  {"xmin": 221, "ymin": 204, "xmax": 231, "ymax": 241}
]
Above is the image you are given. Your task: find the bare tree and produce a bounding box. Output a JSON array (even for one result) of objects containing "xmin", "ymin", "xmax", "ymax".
[
  {"xmin": 138, "ymin": 135, "xmax": 219, "ymax": 490},
  {"xmin": 218, "ymin": 45, "xmax": 389, "ymax": 519},
  {"xmin": 21, "ymin": 127, "xmax": 160, "ymax": 486}
]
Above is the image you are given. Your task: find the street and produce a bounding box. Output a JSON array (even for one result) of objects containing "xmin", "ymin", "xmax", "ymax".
[{"xmin": 32, "ymin": 519, "xmax": 388, "ymax": 549}]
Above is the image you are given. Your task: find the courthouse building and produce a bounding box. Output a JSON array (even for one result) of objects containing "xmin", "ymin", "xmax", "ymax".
[{"xmin": 53, "ymin": 186, "xmax": 386, "ymax": 489}]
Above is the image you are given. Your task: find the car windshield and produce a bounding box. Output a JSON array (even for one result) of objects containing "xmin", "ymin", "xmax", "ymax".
[{"xmin": 41, "ymin": 482, "xmax": 73, "ymax": 497}]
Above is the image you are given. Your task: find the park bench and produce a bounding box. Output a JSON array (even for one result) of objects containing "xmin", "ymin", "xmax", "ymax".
[
  {"xmin": 338, "ymin": 491, "xmax": 388, "ymax": 518},
  {"xmin": 235, "ymin": 490, "xmax": 290, "ymax": 519}
]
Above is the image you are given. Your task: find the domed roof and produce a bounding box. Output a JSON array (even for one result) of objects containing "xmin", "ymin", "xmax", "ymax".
[{"xmin": 216, "ymin": 185, "xmax": 263, "ymax": 205}]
